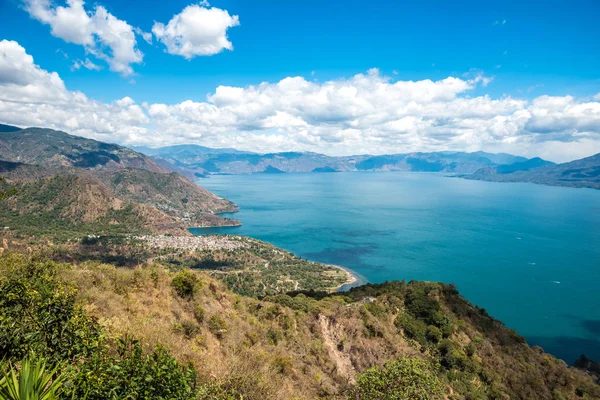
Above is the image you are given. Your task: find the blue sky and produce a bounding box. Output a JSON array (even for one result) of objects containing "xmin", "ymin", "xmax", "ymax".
[{"xmin": 0, "ymin": 0, "xmax": 599, "ymax": 161}]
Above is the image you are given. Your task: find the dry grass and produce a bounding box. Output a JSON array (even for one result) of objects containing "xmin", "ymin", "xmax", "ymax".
[{"xmin": 59, "ymin": 262, "xmax": 421, "ymax": 399}]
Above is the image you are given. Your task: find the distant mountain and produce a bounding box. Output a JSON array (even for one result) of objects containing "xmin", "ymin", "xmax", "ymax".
[
  {"xmin": 0, "ymin": 127, "xmax": 240, "ymax": 235},
  {"xmin": 312, "ymin": 166, "xmax": 338, "ymax": 173},
  {"xmin": 466, "ymin": 153, "xmax": 600, "ymax": 189},
  {"xmin": 494, "ymin": 157, "xmax": 555, "ymax": 174},
  {"xmin": 132, "ymin": 144, "xmax": 252, "ymax": 159},
  {"xmin": 134, "ymin": 145, "xmax": 538, "ymax": 176},
  {"xmin": 0, "ymin": 124, "xmax": 22, "ymax": 133},
  {"xmin": 260, "ymin": 165, "xmax": 285, "ymax": 174}
]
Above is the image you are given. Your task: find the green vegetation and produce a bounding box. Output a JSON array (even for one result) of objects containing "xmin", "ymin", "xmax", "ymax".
[
  {"xmin": 147, "ymin": 238, "xmax": 350, "ymax": 296},
  {"xmin": 0, "ymin": 357, "xmax": 66, "ymax": 400},
  {"xmin": 0, "ymin": 254, "xmax": 225, "ymax": 400},
  {"xmin": 353, "ymin": 357, "xmax": 444, "ymax": 400},
  {"xmin": 172, "ymin": 270, "xmax": 202, "ymax": 298},
  {"xmin": 1, "ymin": 253, "xmax": 598, "ymax": 399}
]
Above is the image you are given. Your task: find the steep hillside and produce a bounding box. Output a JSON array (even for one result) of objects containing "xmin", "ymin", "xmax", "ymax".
[
  {"xmin": 96, "ymin": 168, "xmax": 238, "ymax": 222},
  {"xmin": 1, "ymin": 252, "xmax": 598, "ymax": 399},
  {"xmin": 0, "ymin": 173, "xmax": 191, "ymax": 237},
  {"xmin": 466, "ymin": 153, "xmax": 600, "ymax": 189},
  {"xmin": 0, "ymin": 127, "xmax": 241, "ymax": 230},
  {"xmin": 0, "ymin": 127, "xmax": 166, "ymax": 172}
]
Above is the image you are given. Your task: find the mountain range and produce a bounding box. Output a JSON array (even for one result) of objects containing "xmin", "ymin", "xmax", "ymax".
[
  {"xmin": 135, "ymin": 142, "xmax": 600, "ymax": 190},
  {"xmin": 134, "ymin": 144, "xmax": 532, "ymax": 176},
  {"xmin": 0, "ymin": 124, "xmax": 240, "ymax": 237}
]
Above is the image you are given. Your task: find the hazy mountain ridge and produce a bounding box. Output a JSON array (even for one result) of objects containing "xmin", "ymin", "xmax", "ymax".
[
  {"xmin": 137, "ymin": 143, "xmax": 600, "ymax": 189},
  {"xmin": 466, "ymin": 153, "xmax": 600, "ymax": 189},
  {"xmin": 135, "ymin": 143, "xmax": 532, "ymax": 176}
]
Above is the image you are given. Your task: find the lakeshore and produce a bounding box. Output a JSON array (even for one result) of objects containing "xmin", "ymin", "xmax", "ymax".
[{"xmin": 196, "ymin": 171, "xmax": 600, "ymax": 363}]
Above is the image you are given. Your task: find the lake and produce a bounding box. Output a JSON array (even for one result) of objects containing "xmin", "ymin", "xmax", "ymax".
[{"xmin": 191, "ymin": 172, "xmax": 600, "ymax": 363}]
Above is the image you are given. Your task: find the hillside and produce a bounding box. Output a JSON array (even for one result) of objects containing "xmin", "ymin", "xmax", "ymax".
[
  {"xmin": 0, "ymin": 127, "xmax": 241, "ymax": 231},
  {"xmin": 134, "ymin": 145, "xmax": 532, "ymax": 175},
  {"xmin": 0, "ymin": 127, "xmax": 166, "ymax": 172},
  {"xmin": 0, "ymin": 173, "xmax": 192, "ymax": 236},
  {"xmin": 1, "ymin": 250, "xmax": 599, "ymax": 399},
  {"xmin": 466, "ymin": 153, "xmax": 600, "ymax": 189},
  {"xmin": 95, "ymin": 168, "xmax": 238, "ymax": 220}
]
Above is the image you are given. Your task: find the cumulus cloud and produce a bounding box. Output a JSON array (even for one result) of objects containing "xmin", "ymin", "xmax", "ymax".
[
  {"xmin": 1, "ymin": 40, "xmax": 599, "ymax": 162},
  {"xmin": 23, "ymin": 0, "xmax": 143, "ymax": 76},
  {"xmin": 152, "ymin": 3, "xmax": 240, "ymax": 59}
]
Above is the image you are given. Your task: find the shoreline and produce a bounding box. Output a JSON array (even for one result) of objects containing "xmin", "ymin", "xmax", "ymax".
[{"xmin": 330, "ymin": 263, "xmax": 366, "ymax": 292}]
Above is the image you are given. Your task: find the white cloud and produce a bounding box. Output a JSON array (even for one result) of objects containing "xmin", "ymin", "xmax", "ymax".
[
  {"xmin": 23, "ymin": 0, "xmax": 143, "ymax": 76},
  {"xmin": 134, "ymin": 27, "xmax": 153, "ymax": 44},
  {"xmin": 152, "ymin": 4, "xmax": 240, "ymax": 59},
  {"xmin": 71, "ymin": 58, "xmax": 102, "ymax": 71},
  {"xmin": 1, "ymin": 40, "xmax": 599, "ymax": 162}
]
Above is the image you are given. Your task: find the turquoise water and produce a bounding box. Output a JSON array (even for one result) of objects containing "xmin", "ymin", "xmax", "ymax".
[{"xmin": 191, "ymin": 172, "xmax": 600, "ymax": 363}]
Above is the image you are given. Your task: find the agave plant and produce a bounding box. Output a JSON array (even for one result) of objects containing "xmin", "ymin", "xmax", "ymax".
[{"xmin": 0, "ymin": 357, "xmax": 65, "ymax": 400}]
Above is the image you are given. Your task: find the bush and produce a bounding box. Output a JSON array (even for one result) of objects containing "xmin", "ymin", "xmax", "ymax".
[
  {"xmin": 426, "ymin": 325, "xmax": 442, "ymax": 344},
  {"xmin": 193, "ymin": 304, "xmax": 206, "ymax": 323},
  {"xmin": 0, "ymin": 254, "xmax": 201, "ymax": 400},
  {"xmin": 171, "ymin": 270, "xmax": 200, "ymax": 299},
  {"xmin": 173, "ymin": 321, "xmax": 200, "ymax": 339},
  {"xmin": 404, "ymin": 285, "xmax": 441, "ymax": 324},
  {"xmin": 354, "ymin": 357, "xmax": 444, "ymax": 399},
  {"xmin": 0, "ymin": 254, "xmax": 101, "ymax": 363},
  {"xmin": 266, "ymin": 328, "xmax": 283, "ymax": 345},
  {"xmin": 208, "ymin": 315, "xmax": 228, "ymax": 339},
  {"xmin": 395, "ymin": 313, "xmax": 427, "ymax": 344},
  {"xmin": 65, "ymin": 338, "xmax": 199, "ymax": 400},
  {"xmin": 438, "ymin": 340, "xmax": 469, "ymax": 371}
]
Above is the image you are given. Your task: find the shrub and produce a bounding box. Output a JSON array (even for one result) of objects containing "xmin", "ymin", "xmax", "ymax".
[
  {"xmin": 208, "ymin": 315, "xmax": 228, "ymax": 339},
  {"xmin": 466, "ymin": 342, "xmax": 476, "ymax": 357},
  {"xmin": 193, "ymin": 304, "xmax": 206, "ymax": 323},
  {"xmin": 395, "ymin": 313, "xmax": 427, "ymax": 344},
  {"xmin": 354, "ymin": 357, "xmax": 444, "ymax": 399},
  {"xmin": 0, "ymin": 254, "xmax": 101, "ymax": 363},
  {"xmin": 65, "ymin": 338, "xmax": 199, "ymax": 400},
  {"xmin": 404, "ymin": 285, "xmax": 441, "ymax": 324},
  {"xmin": 272, "ymin": 356, "xmax": 293, "ymax": 375},
  {"xmin": 426, "ymin": 325, "xmax": 442, "ymax": 344},
  {"xmin": 266, "ymin": 328, "xmax": 283, "ymax": 345},
  {"xmin": 438, "ymin": 340, "xmax": 469, "ymax": 371},
  {"xmin": 171, "ymin": 270, "xmax": 200, "ymax": 299},
  {"xmin": 173, "ymin": 321, "xmax": 200, "ymax": 339}
]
